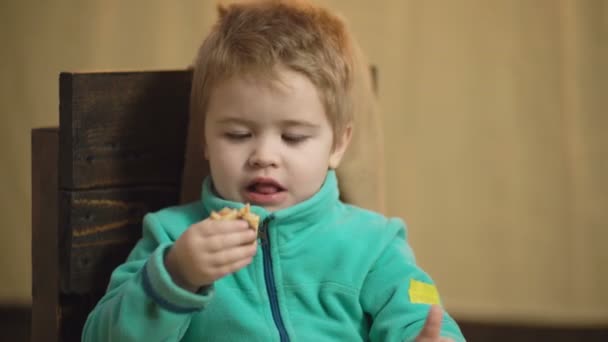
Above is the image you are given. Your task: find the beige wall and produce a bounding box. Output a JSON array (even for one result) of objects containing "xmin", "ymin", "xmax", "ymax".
[{"xmin": 1, "ymin": 0, "xmax": 606, "ymax": 325}]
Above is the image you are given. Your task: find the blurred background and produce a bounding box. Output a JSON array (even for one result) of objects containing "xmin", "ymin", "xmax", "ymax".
[{"xmin": 1, "ymin": 0, "xmax": 607, "ymax": 340}]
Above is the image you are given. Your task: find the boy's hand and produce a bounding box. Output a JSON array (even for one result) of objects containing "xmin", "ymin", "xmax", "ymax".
[
  {"xmin": 164, "ymin": 218, "xmax": 258, "ymax": 292},
  {"xmin": 415, "ymin": 305, "xmax": 455, "ymax": 342}
]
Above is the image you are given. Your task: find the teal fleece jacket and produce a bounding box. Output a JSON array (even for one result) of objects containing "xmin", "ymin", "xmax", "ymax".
[{"xmin": 82, "ymin": 171, "xmax": 464, "ymax": 341}]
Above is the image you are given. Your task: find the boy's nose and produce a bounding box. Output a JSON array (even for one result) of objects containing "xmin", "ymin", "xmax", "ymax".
[{"xmin": 247, "ymin": 141, "xmax": 279, "ymax": 168}]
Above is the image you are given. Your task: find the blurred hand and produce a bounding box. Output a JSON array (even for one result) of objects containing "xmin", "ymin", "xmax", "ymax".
[
  {"xmin": 415, "ymin": 305, "xmax": 454, "ymax": 342},
  {"xmin": 164, "ymin": 218, "xmax": 257, "ymax": 292}
]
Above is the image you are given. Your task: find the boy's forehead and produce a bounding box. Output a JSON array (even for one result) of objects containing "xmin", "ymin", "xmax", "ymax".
[
  {"xmin": 210, "ymin": 68, "xmax": 320, "ymax": 106},
  {"xmin": 206, "ymin": 92, "xmax": 328, "ymax": 129},
  {"xmin": 202, "ymin": 65, "xmax": 337, "ymax": 130},
  {"xmin": 216, "ymin": 66, "xmax": 303, "ymax": 94}
]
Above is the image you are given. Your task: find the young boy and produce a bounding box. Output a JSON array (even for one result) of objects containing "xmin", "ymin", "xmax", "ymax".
[{"xmin": 83, "ymin": 1, "xmax": 465, "ymax": 341}]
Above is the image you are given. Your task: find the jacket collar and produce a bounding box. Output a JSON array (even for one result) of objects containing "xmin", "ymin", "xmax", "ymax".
[{"xmin": 201, "ymin": 170, "xmax": 340, "ymax": 245}]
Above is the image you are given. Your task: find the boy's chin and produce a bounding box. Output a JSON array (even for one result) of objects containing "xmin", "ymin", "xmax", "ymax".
[
  {"xmin": 247, "ymin": 201, "xmax": 289, "ymax": 213},
  {"xmin": 252, "ymin": 200, "xmax": 299, "ymax": 213}
]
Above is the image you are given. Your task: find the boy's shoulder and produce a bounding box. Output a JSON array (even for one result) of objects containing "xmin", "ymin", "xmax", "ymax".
[
  {"xmin": 320, "ymin": 203, "xmax": 414, "ymax": 265},
  {"xmin": 337, "ymin": 203, "xmax": 408, "ymax": 241},
  {"xmin": 146, "ymin": 201, "xmax": 206, "ymax": 231}
]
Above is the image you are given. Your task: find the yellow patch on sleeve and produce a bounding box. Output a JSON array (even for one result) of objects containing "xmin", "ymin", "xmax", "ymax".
[{"xmin": 408, "ymin": 279, "xmax": 440, "ymax": 305}]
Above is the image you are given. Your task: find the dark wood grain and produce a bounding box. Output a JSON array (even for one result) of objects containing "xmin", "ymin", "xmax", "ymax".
[
  {"xmin": 58, "ymin": 294, "xmax": 102, "ymax": 342},
  {"xmin": 30, "ymin": 70, "xmax": 195, "ymax": 341},
  {"xmin": 59, "ymin": 186, "xmax": 180, "ymax": 294},
  {"xmin": 31, "ymin": 128, "xmax": 60, "ymax": 342},
  {"xmin": 59, "ymin": 70, "xmax": 192, "ymax": 190},
  {"xmin": 56, "ymin": 70, "xmax": 193, "ymax": 295}
]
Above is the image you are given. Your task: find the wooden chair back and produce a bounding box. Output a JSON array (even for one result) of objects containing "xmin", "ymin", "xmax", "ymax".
[{"xmin": 31, "ymin": 70, "xmax": 193, "ymax": 342}]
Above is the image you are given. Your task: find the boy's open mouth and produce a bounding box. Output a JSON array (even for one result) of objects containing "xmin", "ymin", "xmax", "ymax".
[
  {"xmin": 246, "ymin": 178, "xmax": 285, "ymax": 194},
  {"xmin": 244, "ymin": 178, "xmax": 287, "ymax": 205}
]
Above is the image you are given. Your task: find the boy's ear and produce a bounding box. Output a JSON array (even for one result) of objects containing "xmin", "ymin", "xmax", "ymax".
[{"xmin": 329, "ymin": 124, "xmax": 353, "ymax": 169}]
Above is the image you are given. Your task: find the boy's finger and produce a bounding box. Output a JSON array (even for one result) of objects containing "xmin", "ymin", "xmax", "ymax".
[
  {"xmin": 198, "ymin": 219, "xmax": 251, "ymax": 235},
  {"xmin": 417, "ymin": 305, "xmax": 443, "ymax": 339},
  {"xmin": 206, "ymin": 230, "xmax": 257, "ymax": 251},
  {"xmin": 209, "ymin": 242, "xmax": 257, "ymax": 267},
  {"xmin": 214, "ymin": 252, "xmax": 255, "ymax": 276}
]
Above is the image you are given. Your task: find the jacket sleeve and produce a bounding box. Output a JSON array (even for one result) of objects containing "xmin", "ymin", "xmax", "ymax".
[
  {"xmin": 82, "ymin": 212, "xmax": 214, "ymax": 341},
  {"xmin": 360, "ymin": 218, "xmax": 465, "ymax": 342}
]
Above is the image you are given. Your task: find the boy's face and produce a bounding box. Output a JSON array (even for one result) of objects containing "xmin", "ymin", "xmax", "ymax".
[{"xmin": 204, "ymin": 66, "xmax": 351, "ymax": 211}]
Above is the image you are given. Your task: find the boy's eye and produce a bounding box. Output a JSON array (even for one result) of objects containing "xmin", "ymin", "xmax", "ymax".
[
  {"xmin": 224, "ymin": 132, "xmax": 251, "ymax": 141},
  {"xmin": 282, "ymin": 134, "xmax": 309, "ymax": 144}
]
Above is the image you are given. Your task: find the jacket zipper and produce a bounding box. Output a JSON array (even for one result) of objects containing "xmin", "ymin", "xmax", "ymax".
[{"xmin": 259, "ymin": 215, "xmax": 290, "ymax": 342}]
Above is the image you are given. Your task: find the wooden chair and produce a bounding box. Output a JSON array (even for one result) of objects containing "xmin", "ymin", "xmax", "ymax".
[
  {"xmin": 31, "ymin": 70, "xmax": 192, "ymax": 342},
  {"xmin": 31, "ymin": 68, "xmax": 381, "ymax": 342}
]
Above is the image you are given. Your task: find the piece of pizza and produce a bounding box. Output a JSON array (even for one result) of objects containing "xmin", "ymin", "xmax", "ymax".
[
  {"xmin": 210, "ymin": 204, "xmax": 260, "ymax": 234},
  {"xmin": 237, "ymin": 204, "xmax": 260, "ymax": 232}
]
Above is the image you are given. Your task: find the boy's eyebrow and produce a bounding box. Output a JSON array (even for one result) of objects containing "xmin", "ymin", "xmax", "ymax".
[
  {"xmin": 215, "ymin": 117, "xmax": 320, "ymax": 129},
  {"xmin": 215, "ymin": 117, "xmax": 253, "ymax": 125},
  {"xmin": 280, "ymin": 119, "xmax": 320, "ymax": 129}
]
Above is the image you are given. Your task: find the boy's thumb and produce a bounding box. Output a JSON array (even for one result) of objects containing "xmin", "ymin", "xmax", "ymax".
[{"xmin": 418, "ymin": 305, "xmax": 443, "ymax": 339}]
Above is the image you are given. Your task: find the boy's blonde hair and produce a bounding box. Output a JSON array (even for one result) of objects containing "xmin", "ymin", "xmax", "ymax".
[
  {"xmin": 190, "ymin": 0, "xmax": 364, "ymax": 140},
  {"xmin": 182, "ymin": 0, "xmax": 383, "ymax": 208}
]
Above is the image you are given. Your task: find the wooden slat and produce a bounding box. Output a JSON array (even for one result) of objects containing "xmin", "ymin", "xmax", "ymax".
[
  {"xmin": 58, "ymin": 294, "xmax": 102, "ymax": 342},
  {"xmin": 59, "ymin": 186, "xmax": 180, "ymax": 294},
  {"xmin": 31, "ymin": 128, "xmax": 59, "ymax": 342},
  {"xmin": 57, "ymin": 70, "xmax": 192, "ymax": 294},
  {"xmin": 59, "ymin": 70, "xmax": 192, "ymax": 190}
]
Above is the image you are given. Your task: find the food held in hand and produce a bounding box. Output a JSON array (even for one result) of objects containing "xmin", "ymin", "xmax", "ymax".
[{"xmin": 210, "ymin": 204, "xmax": 260, "ymax": 233}]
